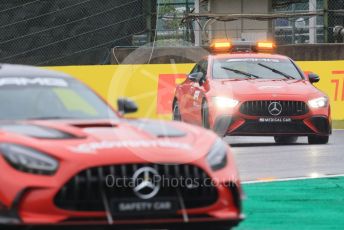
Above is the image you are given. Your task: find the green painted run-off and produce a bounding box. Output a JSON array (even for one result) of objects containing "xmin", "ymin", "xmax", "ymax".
[{"xmin": 236, "ymin": 177, "xmax": 344, "ymax": 230}]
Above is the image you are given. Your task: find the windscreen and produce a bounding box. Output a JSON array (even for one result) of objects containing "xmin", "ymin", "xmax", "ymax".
[
  {"xmin": 0, "ymin": 77, "xmax": 117, "ymax": 120},
  {"xmin": 213, "ymin": 57, "xmax": 304, "ymax": 80}
]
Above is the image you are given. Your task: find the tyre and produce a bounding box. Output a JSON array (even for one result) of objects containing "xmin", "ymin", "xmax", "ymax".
[
  {"xmin": 172, "ymin": 100, "xmax": 182, "ymax": 121},
  {"xmin": 274, "ymin": 136, "xmax": 298, "ymax": 144},
  {"xmin": 201, "ymin": 100, "xmax": 210, "ymax": 129},
  {"xmin": 308, "ymin": 135, "xmax": 329, "ymax": 144}
]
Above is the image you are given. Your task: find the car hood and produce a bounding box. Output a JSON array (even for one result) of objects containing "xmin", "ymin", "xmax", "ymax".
[
  {"xmin": 211, "ymin": 79, "xmax": 322, "ymax": 99},
  {"xmin": 0, "ymin": 119, "xmax": 216, "ymax": 164}
]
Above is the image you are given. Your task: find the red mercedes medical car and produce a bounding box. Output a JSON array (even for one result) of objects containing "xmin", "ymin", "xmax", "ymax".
[
  {"xmin": 0, "ymin": 64, "xmax": 242, "ymax": 229},
  {"xmin": 173, "ymin": 40, "xmax": 331, "ymax": 144}
]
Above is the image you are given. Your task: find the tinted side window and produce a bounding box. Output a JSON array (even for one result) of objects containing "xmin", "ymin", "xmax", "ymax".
[
  {"xmin": 190, "ymin": 63, "xmax": 201, "ymax": 74},
  {"xmin": 200, "ymin": 60, "xmax": 208, "ymax": 75}
]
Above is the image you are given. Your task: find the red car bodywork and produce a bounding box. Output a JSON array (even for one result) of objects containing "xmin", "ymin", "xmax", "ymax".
[
  {"xmin": 174, "ymin": 52, "xmax": 331, "ymax": 142},
  {"xmin": 0, "ymin": 64, "xmax": 242, "ymax": 229}
]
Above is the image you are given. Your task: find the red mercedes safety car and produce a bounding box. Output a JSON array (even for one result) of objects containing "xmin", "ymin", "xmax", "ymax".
[
  {"xmin": 173, "ymin": 40, "xmax": 332, "ymax": 144},
  {"xmin": 0, "ymin": 64, "xmax": 242, "ymax": 229}
]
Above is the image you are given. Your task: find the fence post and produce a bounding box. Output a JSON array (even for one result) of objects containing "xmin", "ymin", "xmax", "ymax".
[
  {"xmin": 323, "ymin": 0, "xmax": 329, "ymax": 43},
  {"xmin": 194, "ymin": 0, "xmax": 201, "ymax": 46},
  {"xmin": 309, "ymin": 0, "xmax": 317, "ymax": 43}
]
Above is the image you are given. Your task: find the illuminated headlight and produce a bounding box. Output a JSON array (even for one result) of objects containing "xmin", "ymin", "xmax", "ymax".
[
  {"xmin": 213, "ymin": 97, "xmax": 239, "ymax": 109},
  {"xmin": 308, "ymin": 97, "xmax": 328, "ymax": 108},
  {"xmin": 0, "ymin": 144, "xmax": 58, "ymax": 175},
  {"xmin": 207, "ymin": 138, "xmax": 228, "ymax": 171}
]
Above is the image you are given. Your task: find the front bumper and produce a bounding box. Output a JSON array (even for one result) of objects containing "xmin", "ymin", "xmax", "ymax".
[
  {"xmin": 209, "ymin": 98, "xmax": 331, "ymax": 137},
  {"xmin": 0, "ymin": 161, "xmax": 242, "ymax": 227},
  {"xmin": 213, "ymin": 115, "xmax": 331, "ymax": 137},
  {"xmin": 1, "ymin": 216, "xmax": 243, "ymax": 229},
  {"xmin": 0, "ymin": 186, "xmax": 242, "ymax": 227},
  {"xmin": 40, "ymin": 216, "xmax": 244, "ymax": 228}
]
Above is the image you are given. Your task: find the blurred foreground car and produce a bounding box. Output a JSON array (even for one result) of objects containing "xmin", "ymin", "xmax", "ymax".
[
  {"xmin": 0, "ymin": 64, "xmax": 242, "ymax": 229},
  {"xmin": 173, "ymin": 40, "xmax": 332, "ymax": 144}
]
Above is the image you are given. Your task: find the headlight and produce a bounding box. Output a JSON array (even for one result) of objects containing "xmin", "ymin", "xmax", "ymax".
[
  {"xmin": 308, "ymin": 97, "xmax": 328, "ymax": 108},
  {"xmin": 212, "ymin": 97, "xmax": 239, "ymax": 109},
  {"xmin": 0, "ymin": 144, "xmax": 58, "ymax": 175},
  {"xmin": 206, "ymin": 138, "xmax": 228, "ymax": 171}
]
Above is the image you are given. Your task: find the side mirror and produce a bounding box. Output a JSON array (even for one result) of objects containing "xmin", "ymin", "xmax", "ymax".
[
  {"xmin": 308, "ymin": 73, "xmax": 320, "ymax": 83},
  {"xmin": 117, "ymin": 98, "xmax": 138, "ymax": 114},
  {"xmin": 188, "ymin": 72, "xmax": 204, "ymax": 83}
]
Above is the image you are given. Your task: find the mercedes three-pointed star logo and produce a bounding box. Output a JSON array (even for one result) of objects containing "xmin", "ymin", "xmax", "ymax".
[
  {"xmin": 132, "ymin": 167, "xmax": 161, "ymax": 200},
  {"xmin": 268, "ymin": 102, "xmax": 283, "ymax": 116}
]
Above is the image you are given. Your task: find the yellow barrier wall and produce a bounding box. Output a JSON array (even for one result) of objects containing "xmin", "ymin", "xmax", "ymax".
[{"xmin": 47, "ymin": 61, "xmax": 344, "ymax": 120}]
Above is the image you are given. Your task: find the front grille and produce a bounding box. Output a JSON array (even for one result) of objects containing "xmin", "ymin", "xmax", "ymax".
[
  {"xmin": 231, "ymin": 120, "xmax": 314, "ymax": 135},
  {"xmin": 240, "ymin": 100, "xmax": 309, "ymax": 116},
  {"xmin": 54, "ymin": 164, "xmax": 218, "ymax": 212}
]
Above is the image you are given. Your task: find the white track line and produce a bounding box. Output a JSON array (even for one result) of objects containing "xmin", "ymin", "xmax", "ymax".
[{"xmin": 242, "ymin": 174, "xmax": 344, "ymax": 184}]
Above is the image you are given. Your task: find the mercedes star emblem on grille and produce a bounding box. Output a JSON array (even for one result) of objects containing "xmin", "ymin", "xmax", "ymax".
[
  {"xmin": 268, "ymin": 102, "xmax": 283, "ymax": 116},
  {"xmin": 132, "ymin": 167, "xmax": 161, "ymax": 200}
]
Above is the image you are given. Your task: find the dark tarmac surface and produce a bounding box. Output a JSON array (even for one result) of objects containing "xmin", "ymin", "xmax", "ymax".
[{"xmin": 226, "ymin": 130, "xmax": 344, "ymax": 182}]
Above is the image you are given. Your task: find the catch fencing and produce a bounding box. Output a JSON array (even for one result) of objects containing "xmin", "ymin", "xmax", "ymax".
[{"xmin": 0, "ymin": 0, "xmax": 151, "ymax": 66}]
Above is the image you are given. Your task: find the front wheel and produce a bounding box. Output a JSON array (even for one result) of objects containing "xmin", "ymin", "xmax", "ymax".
[
  {"xmin": 308, "ymin": 135, "xmax": 329, "ymax": 144},
  {"xmin": 201, "ymin": 100, "xmax": 210, "ymax": 129},
  {"xmin": 172, "ymin": 100, "xmax": 182, "ymax": 121},
  {"xmin": 274, "ymin": 136, "xmax": 298, "ymax": 144}
]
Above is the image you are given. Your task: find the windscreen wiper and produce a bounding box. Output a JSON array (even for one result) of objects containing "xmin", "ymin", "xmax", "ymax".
[
  {"xmin": 221, "ymin": 66, "xmax": 261, "ymax": 79},
  {"xmin": 258, "ymin": 63, "xmax": 295, "ymax": 80}
]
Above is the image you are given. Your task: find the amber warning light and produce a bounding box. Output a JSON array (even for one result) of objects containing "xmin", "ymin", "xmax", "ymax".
[
  {"xmin": 256, "ymin": 42, "xmax": 276, "ymax": 52},
  {"xmin": 210, "ymin": 40, "xmax": 232, "ymax": 53}
]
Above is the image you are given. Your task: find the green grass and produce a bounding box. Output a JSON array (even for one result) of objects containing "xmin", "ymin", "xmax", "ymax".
[
  {"xmin": 236, "ymin": 177, "xmax": 344, "ymax": 230},
  {"xmin": 333, "ymin": 120, "xmax": 344, "ymax": 129}
]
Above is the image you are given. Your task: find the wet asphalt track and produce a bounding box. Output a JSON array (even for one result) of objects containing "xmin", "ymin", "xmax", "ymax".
[{"xmin": 226, "ymin": 130, "xmax": 344, "ymax": 182}]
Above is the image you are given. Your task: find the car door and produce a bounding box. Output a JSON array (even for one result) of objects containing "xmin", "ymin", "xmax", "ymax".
[
  {"xmin": 189, "ymin": 60, "xmax": 208, "ymax": 125},
  {"xmin": 179, "ymin": 63, "xmax": 202, "ymax": 123}
]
